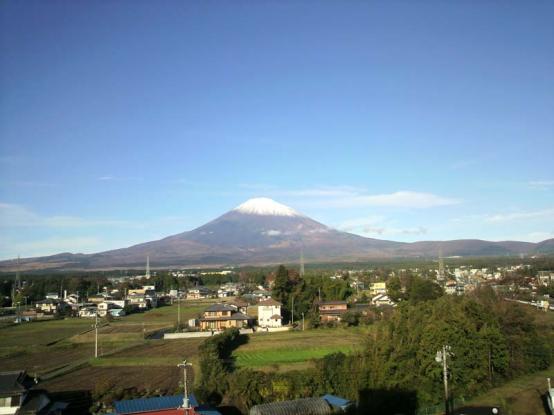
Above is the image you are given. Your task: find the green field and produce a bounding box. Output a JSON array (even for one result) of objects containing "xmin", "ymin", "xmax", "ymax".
[{"xmin": 233, "ymin": 328, "xmax": 369, "ymax": 370}]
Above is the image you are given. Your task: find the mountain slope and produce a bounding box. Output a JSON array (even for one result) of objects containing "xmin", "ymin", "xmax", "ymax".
[{"xmin": 1, "ymin": 198, "xmax": 552, "ymax": 271}]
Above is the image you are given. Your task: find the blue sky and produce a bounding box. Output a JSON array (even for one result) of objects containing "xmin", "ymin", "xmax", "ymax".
[{"xmin": 1, "ymin": 1, "xmax": 553, "ymax": 259}]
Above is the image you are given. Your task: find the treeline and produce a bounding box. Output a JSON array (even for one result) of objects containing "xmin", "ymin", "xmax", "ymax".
[
  {"xmin": 272, "ymin": 265, "xmax": 352, "ymax": 324},
  {"xmin": 196, "ymin": 290, "xmax": 552, "ymax": 414}
]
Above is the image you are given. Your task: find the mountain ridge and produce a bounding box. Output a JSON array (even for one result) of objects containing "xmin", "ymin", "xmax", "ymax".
[{"xmin": 1, "ymin": 198, "xmax": 552, "ymax": 271}]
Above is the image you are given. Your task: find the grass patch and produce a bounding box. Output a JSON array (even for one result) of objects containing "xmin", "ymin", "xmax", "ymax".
[
  {"xmin": 466, "ymin": 365, "xmax": 554, "ymax": 415},
  {"xmin": 90, "ymin": 356, "xmax": 179, "ymax": 367},
  {"xmin": 234, "ymin": 345, "xmax": 358, "ymax": 367}
]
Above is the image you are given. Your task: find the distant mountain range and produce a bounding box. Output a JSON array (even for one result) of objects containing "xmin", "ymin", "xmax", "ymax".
[{"xmin": 1, "ymin": 197, "xmax": 552, "ymax": 271}]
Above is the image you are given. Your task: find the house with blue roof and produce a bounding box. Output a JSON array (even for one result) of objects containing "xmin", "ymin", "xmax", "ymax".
[{"xmin": 110, "ymin": 393, "xmax": 220, "ymax": 415}]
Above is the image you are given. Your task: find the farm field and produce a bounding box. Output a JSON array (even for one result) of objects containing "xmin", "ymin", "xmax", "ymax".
[
  {"xmin": 232, "ymin": 327, "xmax": 370, "ymax": 370},
  {"xmin": 0, "ymin": 301, "xmax": 207, "ymax": 378},
  {"xmin": 42, "ymin": 365, "xmax": 184, "ymax": 396}
]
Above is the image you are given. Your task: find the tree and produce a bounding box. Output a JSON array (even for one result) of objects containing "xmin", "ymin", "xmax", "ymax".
[{"xmin": 272, "ymin": 265, "xmax": 291, "ymax": 305}]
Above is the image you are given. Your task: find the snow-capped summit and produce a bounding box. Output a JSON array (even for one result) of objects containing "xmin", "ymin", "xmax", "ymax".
[{"xmin": 233, "ymin": 197, "xmax": 302, "ymax": 217}]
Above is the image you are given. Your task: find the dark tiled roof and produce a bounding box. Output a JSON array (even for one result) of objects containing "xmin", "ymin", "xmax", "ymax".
[
  {"xmin": 0, "ymin": 371, "xmax": 33, "ymax": 396},
  {"xmin": 205, "ymin": 303, "xmax": 236, "ymax": 312},
  {"xmin": 229, "ymin": 298, "xmax": 248, "ymax": 307},
  {"xmin": 318, "ymin": 300, "xmax": 347, "ymax": 305},
  {"xmin": 200, "ymin": 312, "xmax": 253, "ymax": 321},
  {"xmin": 114, "ymin": 394, "xmax": 198, "ymax": 414}
]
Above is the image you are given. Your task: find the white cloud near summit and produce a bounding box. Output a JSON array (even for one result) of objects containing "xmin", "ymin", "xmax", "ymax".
[{"xmin": 292, "ymin": 189, "xmax": 460, "ymax": 209}]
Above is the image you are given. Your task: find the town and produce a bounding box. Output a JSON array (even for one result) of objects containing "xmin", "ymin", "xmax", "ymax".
[{"xmin": 1, "ymin": 256, "xmax": 553, "ymax": 414}]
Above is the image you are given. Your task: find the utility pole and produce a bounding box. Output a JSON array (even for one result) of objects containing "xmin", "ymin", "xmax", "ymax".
[
  {"xmin": 291, "ymin": 296, "xmax": 294, "ymax": 326},
  {"xmin": 94, "ymin": 311, "xmax": 99, "ymax": 358},
  {"xmin": 435, "ymin": 345, "xmax": 452, "ymax": 415},
  {"xmin": 177, "ymin": 295, "xmax": 181, "ymax": 331},
  {"xmin": 302, "ymin": 312, "xmax": 305, "ymax": 331},
  {"xmin": 177, "ymin": 360, "xmax": 193, "ymax": 412}
]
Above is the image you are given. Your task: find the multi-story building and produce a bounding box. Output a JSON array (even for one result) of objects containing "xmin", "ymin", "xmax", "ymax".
[
  {"xmin": 318, "ymin": 301, "xmax": 348, "ymax": 323},
  {"xmin": 257, "ymin": 298, "xmax": 282, "ymax": 328}
]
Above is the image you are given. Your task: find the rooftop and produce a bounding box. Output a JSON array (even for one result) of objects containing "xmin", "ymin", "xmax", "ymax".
[
  {"xmin": 114, "ymin": 394, "xmax": 198, "ymax": 414},
  {"xmin": 258, "ymin": 298, "xmax": 282, "ymax": 307},
  {"xmin": 0, "ymin": 371, "xmax": 35, "ymax": 396}
]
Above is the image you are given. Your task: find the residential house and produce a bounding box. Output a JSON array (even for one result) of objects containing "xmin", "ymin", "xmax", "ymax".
[
  {"xmin": 217, "ymin": 283, "xmax": 241, "ymax": 298},
  {"xmin": 112, "ymin": 394, "xmax": 220, "ymax": 415},
  {"xmin": 126, "ymin": 293, "xmax": 150, "ymax": 310},
  {"xmin": 370, "ymin": 282, "xmax": 387, "ymax": 296},
  {"xmin": 0, "ymin": 370, "xmax": 68, "ymax": 415},
  {"xmin": 88, "ymin": 294, "xmax": 112, "ymax": 305},
  {"xmin": 371, "ymin": 294, "xmax": 396, "ymax": 307},
  {"xmin": 318, "ymin": 301, "xmax": 348, "ymax": 323},
  {"xmin": 128, "ymin": 287, "xmax": 157, "ymax": 308},
  {"xmin": 199, "ymin": 304, "xmax": 253, "ymax": 331},
  {"xmin": 109, "ymin": 308, "xmax": 126, "ymax": 317},
  {"xmin": 187, "ymin": 287, "xmax": 214, "ymax": 300},
  {"xmin": 217, "ymin": 288, "xmax": 233, "ymax": 298},
  {"xmin": 78, "ymin": 307, "xmax": 97, "ymax": 318},
  {"xmin": 257, "ymin": 298, "xmax": 282, "ymax": 328},
  {"xmin": 537, "ymin": 271, "xmax": 554, "ymax": 286},
  {"xmin": 252, "ymin": 290, "xmax": 271, "ymax": 301},
  {"xmin": 226, "ymin": 298, "xmax": 249, "ymax": 314},
  {"xmin": 97, "ymin": 301, "xmax": 126, "ymax": 317},
  {"xmin": 445, "ymin": 280, "xmax": 458, "ymax": 295},
  {"xmin": 35, "ymin": 299, "xmax": 60, "ymax": 314}
]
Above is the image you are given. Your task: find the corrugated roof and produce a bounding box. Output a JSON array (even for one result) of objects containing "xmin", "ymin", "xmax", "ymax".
[
  {"xmin": 249, "ymin": 397, "xmax": 332, "ymax": 415},
  {"xmin": 114, "ymin": 394, "xmax": 198, "ymax": 414}
]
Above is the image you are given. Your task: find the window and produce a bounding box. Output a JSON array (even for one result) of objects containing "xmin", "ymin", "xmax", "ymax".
[{"xmin": 0, "ymin": 396, "xmax": 13, "ymax": 407}]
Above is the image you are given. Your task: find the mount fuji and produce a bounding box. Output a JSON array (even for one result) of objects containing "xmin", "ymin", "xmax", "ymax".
[{"xmin": 1, "ymin": 197, "xmax": 552, "ymax": 271}]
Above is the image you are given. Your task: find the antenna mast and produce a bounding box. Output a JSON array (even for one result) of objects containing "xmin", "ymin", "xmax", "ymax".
[{"xmin": 438, "ymin": 247, "xmax": 445, "ymax": 281}]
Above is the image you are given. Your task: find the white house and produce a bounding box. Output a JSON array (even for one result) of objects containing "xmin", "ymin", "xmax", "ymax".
[
  {"xmin": 371, "ymin": 294, "xmax": 395, "ymax": 307},
  {"xmin": 78, "ymin": 307, "xmax": 97, "ymax": 318},
  {"xmin": 257, "ymin": 298, "xmax": 282, "ymax": 328}
]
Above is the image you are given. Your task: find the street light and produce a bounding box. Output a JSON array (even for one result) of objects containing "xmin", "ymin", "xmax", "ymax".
[{"xmin": 177, "ymin": 360, "xmax": 193, "ymax": 411}]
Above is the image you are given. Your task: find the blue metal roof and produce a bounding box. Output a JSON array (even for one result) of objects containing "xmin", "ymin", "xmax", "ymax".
[
  {"xmin": 114, "ymin": 394, "xmax": 199, "ymax": 414},
  {"xmin": 321, "ymin": 394, "xmax": 352, "ymax": 410}
]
